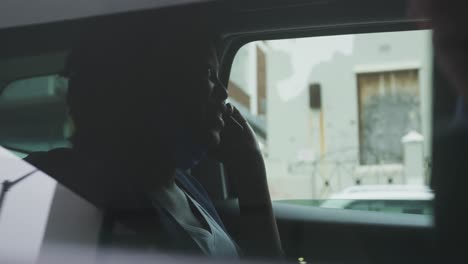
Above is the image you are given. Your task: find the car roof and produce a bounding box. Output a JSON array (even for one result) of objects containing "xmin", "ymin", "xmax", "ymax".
[
  {"xmin": 0, "ymin": 0, "xmax": 426, "ymax": 87},
  {"xmin": 0, "ymin": 0, "xmax": 213, "ymax": 30},
  {"xmin": 0, "ymin": 0, "xmax": 421, "ymax": 30}
]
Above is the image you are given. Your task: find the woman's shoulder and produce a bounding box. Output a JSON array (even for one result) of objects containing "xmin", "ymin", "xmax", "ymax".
[
  {"xmin": 175, "ymin": 170, "xmax": 211, "ymax": 206},
  {"xmin": 175, "ymin": 169, "xmax": 226, "ymax": 230}
]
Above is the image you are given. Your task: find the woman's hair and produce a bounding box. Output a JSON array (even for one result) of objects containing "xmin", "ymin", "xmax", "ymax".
[{"xmin": 64, "ymin": 5, "xmax": 218, "ymax": 154}]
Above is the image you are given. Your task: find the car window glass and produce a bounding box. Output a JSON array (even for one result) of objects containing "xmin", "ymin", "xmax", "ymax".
[
  {"xmin": 0, "ymin": 75, "xmax": 70, "ymax": 157},
  {"xmin": 228, "ymin": 30, "xmax": 434, "ymax": 215}
]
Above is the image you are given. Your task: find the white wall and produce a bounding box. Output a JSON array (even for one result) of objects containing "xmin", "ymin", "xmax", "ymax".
[
  {"xmin": 266, "ymin": 48, "xmax": 311, "ymax": 162},
  {"xmin": 264, "ymin": 36, "xmax": 356, "ymax": 199},
  {"xmin": 262, "ymin": 30, "xmax": 432, "ymax": 199},
  {"xmin": 230, "ymin": 44, "xmax": 257, "ymax": 95}
]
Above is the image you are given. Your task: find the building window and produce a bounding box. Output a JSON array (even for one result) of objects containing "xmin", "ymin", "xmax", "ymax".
[{"xmin": 357, "ymin": 69, "xmax": 421, "ymax": 165}]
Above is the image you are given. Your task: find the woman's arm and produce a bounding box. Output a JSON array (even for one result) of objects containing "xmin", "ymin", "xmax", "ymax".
[{"xmin": 219, "ymin": 105, "xmax": 283, "ymax": 258}]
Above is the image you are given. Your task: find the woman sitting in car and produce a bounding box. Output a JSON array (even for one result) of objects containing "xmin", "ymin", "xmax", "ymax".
[{"xmin": 26, "ymin": 5, "xmax": 282, "ymax": 259}]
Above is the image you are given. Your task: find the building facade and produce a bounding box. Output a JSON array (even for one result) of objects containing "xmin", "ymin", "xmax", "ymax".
[{"xmin": 229, "ymin": 30, "xmax": 433, "ymax": 200}]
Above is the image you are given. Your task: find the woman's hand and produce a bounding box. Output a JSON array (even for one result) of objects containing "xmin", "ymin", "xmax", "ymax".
[{"xmin": 212, "ymin": 103, "xmax": 262, "ymax": 164}]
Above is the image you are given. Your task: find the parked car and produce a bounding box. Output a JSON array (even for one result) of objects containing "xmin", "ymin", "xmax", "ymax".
[{"xmin": 320, "ymin": 185, "xmax": 434, "ymax": 215}]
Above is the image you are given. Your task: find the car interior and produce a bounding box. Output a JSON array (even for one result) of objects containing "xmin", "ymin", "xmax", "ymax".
[{"xmin": 1, "ymin": 0, "xmax": 466, "ymax": 263}]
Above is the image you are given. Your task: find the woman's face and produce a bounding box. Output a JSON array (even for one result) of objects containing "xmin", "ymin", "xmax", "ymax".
[
  {"xmin": 204, "ymin": 46, "xmax": 229, "ymax": 146},
  {"xmin": 165, "ymin": 45, "xmax": 228, "ymax": 169}
]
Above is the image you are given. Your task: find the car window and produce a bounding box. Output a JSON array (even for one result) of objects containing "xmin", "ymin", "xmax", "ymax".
[
  {"xmin": 0, "ymin": 75, "xmax": 71, "ymax": 157},
  {"xmin": 228, "ymin": 30, "xmax": 434, "ymax": 215}
]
